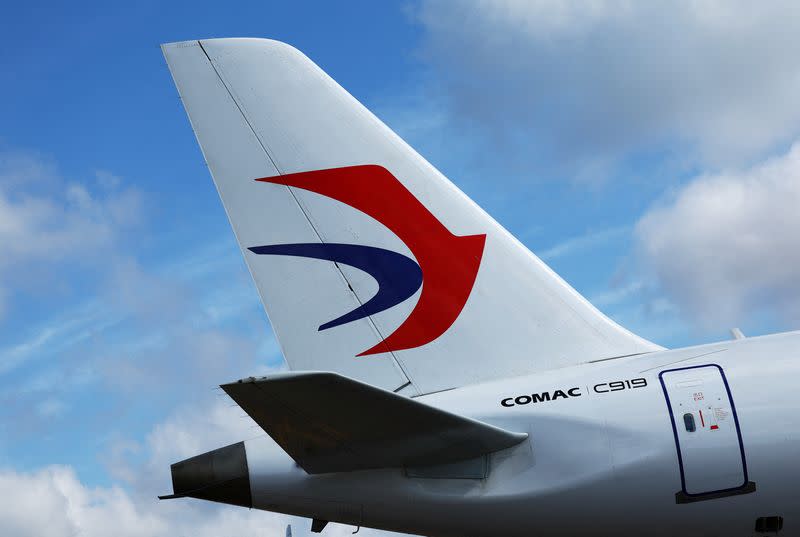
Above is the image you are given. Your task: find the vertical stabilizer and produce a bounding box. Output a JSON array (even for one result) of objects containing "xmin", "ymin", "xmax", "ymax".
[{"xmin": 162, "ymin": 38, "xmax": 661, "ymax": 395}]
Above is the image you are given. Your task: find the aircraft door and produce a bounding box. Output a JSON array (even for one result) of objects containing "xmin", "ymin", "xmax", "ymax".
[{"xmin": 659, "ymin": 364, "xmax": 755, "ymax": 503}]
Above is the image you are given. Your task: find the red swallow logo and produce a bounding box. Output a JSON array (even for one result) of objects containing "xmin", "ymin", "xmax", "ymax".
[{"xmin": 253, "ymin": 165, "xmax": 486, "ymax": 356}]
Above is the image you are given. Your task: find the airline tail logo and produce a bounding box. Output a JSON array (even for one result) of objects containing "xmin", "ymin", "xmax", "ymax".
[{"xmin": 249, "ymin": 165, "xmax": 485, "ymax": 356}]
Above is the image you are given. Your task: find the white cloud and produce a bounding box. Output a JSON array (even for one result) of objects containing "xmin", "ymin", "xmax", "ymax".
[
  {"xmin": 589, "ymin": 280, "xmax": 644, "ymax": 309},
  {"xmin": 0, "ymin": 464, "xmax": 280, "ymax": 537},
  {"xmin": 538, "ymin": 226, "xmax": 627, "ymax": 261},
  {"xmin": 0, "ymin": 396, "xmax": 399, "ymax": 537},
  {"xmin": 132, "ymin": 398, "xmax": 395, "ymax": 537},
  {"xmin": 635, "ymin": 141, "xmax": 800, "ymax": 330},
  {"xmin": 0, "ymin": 300, "xmax": 117, "ymax": 375},
  {"xmin": 0, "ymin": 149, "xmax": 142, "ymax": 318},
  {"xmin": 0, "ymin": 150, "xmax": 57, "ymax": 188},
  {"xmin": 415, "ymin": 1, "xmax": 800, "ymax": 175},
  {"xmin": 0, "ymin": 162, "xmax": 141, "ymax": 265},
  {"xmin": 0, "ymin": 397, "xmax": 286, "ymax": 537},
  {"xmin": 0, "ymin": 462, "xmax": 396, "ymax": 537},
  {"xmin": 137, "ymin": 397, "xmax": 266, "ymax": 491}
]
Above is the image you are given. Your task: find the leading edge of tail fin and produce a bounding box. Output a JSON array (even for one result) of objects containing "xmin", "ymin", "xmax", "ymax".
[{"xmin": 161, "ymin": 38, "xmax": 662, "ymax": 395}]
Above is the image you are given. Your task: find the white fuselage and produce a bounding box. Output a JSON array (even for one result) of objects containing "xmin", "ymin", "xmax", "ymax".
[
  {"xmin": 162, "ymin": 36, "xmax": 796, "ymax": 537},
  {"xmin": 244, "ymin": 331, "xmax": 799, "ymax": 536}
]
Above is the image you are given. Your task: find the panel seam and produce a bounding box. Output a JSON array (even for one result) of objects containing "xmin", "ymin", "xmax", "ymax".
[{"xmin": 197, "ymin": 41, "xmax": 415, "ymax": 392}]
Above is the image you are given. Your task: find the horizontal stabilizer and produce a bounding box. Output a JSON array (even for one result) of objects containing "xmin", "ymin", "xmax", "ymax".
[{"xmin": 221, "ymin": 372, "xmax": 527, "ymax": 474}]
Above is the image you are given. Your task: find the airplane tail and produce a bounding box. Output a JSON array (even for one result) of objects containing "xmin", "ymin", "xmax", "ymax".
[{"xmin": 162, "ymin": 38, "xmax": 661, "ymax": 396}]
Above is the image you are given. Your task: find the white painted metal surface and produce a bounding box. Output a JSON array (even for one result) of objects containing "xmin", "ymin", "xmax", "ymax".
[
  {"xmin": 162, "ymin": 38, "xmax": 661, "ymax": 396},
  {"xmin": 661, "ymin": 365, "xmax": 748, "ymax": 496},
  {"xmin": 242, "ymin": 332, "xmax": 800, "ymax": 537},
  {"xmin": 159, "ymin": 37, "xmax": 798, "ymax": 537}
]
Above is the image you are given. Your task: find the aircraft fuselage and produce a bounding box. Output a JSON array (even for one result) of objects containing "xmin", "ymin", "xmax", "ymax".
[{"xmin": 241, "ymin": 331, "xmax": 798, "ymax": 536}]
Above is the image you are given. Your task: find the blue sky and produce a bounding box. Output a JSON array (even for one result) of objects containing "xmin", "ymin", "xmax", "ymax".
[{"xmin": 2, "ymin": 2, "xmax": 800, "ymax": 536}]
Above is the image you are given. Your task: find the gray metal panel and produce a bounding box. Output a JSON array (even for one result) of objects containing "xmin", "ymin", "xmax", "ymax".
[
  {"xmin": 162, "ymin": 442, "xmax": 252, "ymax": 508},
  {"xmin": 221, "ymin": 371, "xmax": 527, "ymax": 474}
]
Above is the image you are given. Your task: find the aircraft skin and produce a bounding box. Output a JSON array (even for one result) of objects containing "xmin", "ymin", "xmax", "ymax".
[
  {"xmin": 242, "ymin": 332, "xmax": 799, "ymax": 537},
  {"xmin": 158, "ymin": 38, "xmax": 796, "ymax": 536}
]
